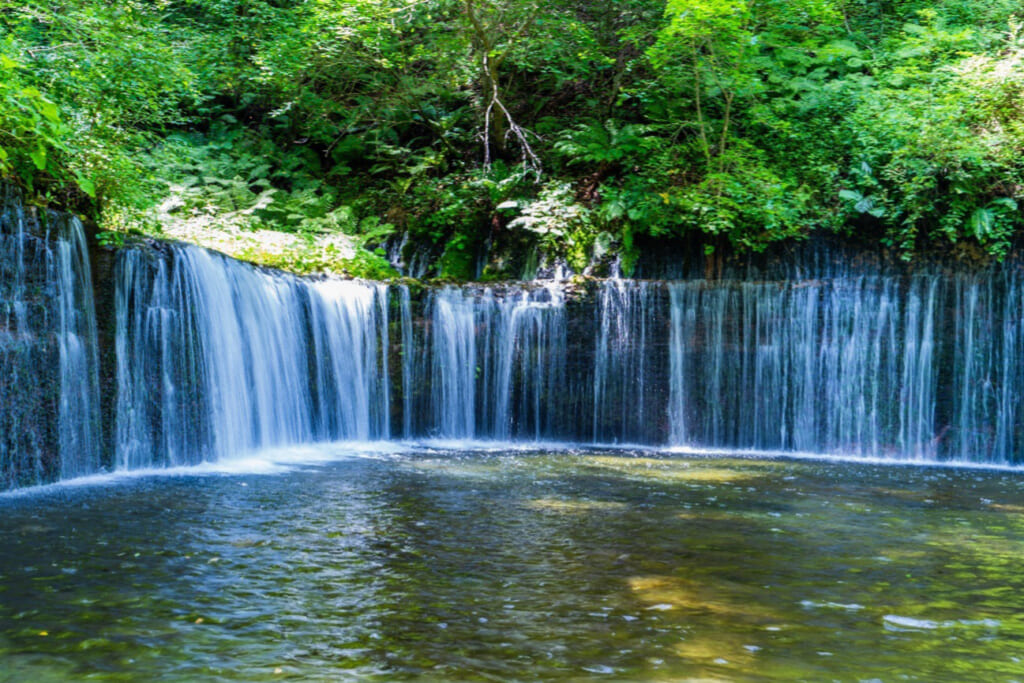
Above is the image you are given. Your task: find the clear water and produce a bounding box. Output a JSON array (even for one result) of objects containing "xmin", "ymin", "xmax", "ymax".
[{"xmin": 2, "ymin": 447, "xmax": 1024, "ymax": 682}]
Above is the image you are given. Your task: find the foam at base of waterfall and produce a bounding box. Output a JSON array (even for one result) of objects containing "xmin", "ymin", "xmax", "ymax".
[{"xmin": 0, "ymin": 441, "xmax": 417, "ymax": 498}]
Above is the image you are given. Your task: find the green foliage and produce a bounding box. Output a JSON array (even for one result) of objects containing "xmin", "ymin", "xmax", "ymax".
[
  {"xmin": 0, "ymin": 4, "xmax": 172, "ymax": 218},
  {"xmin": 507, "ymin": 182, "xmax": 598, "ymax": 271},
  {"xmin": 554, "ymin": 120, "xmax": 656, "ymax": 166},
  {"xmin": 239, "ymin": 241, "xmax": 400, "ymax": 279},
  {"xmin": 438, "ymin": 232, "xmax": 478, "ymax": 280},
  {"xmin": 3, "ymin": 0, "xmax": 1024, "ymax": 275},
  {"xmin": 0, "ymin": 47, "xmax": 71, "ymax": 193},
  {"xmin": 95, "ymin": 230, "xmax": 126, "ymax": 248},
  {"xmin": 836, "ymin": 17, "xmax": 1024, "ymax": 256},
  {"xmin": 666, "ymin": 143, "xmax": 814, "ymax": 250}
]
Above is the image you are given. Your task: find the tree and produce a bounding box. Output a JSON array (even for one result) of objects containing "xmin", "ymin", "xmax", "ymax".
[{"xmin": 651, "ymin": 0, "xmax": 840, "ymax": 172}]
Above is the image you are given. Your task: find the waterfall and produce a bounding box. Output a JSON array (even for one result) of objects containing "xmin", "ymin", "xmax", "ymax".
[
  {"xmin": 661, "ymin": 270, "xmax": 1024, "ymax": 462},
  {"xmin": 899, "ymin": 276, "xmax": 939, "ymax": 459},
  {"xmin": 666, "ymin": 276, "xmax": 942, "ymax": 457},
  {"xmin": 667, "ymin": 284, "xmax": 692, "ymax": 446},
  {"xmin": 948, "ymin": 271, "xmax": 1024, "ymax": 463},
  {"xmin": 108, "ymin": 247, "xmax": 1024, "ymax": 464},
  {"xmin": 427, "ymin": 287, "xmax": 477, "ymax": 439},
  {"xmin": 13, "ymin": 191, "xmax": 1024, "ymax": 487},
  {"xmin": 56, "ymin": 214, "xmax": 102, "ymax": 479},
  {"xmin": 399, "ymin": 285, "xmax": 415, "ymax": 439},
  {"xmin": 417, "ymin": 285, "xmax": 568, "ymax": 441},
  {"xmin": 308, "ymin": 279, "xmax": 391, "ymax": 442},
  {"xmin": 114, "ymin": 243, "xmax": 392, "ymax": 468},
  {"xmin": 1, "ymin": 193, "xmax": 55, "ymax": 488},
  {"xmin": 592, "ymin": 280, "xmax": 663, "ymax": 444},
  {"xmin": 0, "ymin": 191, "xmax": 101, "ymax": 488},
  {"xmin": 478, "ymin": 285, "xmax": 566, "ymax": 440}
]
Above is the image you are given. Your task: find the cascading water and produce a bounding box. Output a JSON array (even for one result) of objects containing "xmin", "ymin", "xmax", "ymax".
[
  {"xmin": 399, "ymin": 286, "xmax": 415, "ymax": 439},
  {"xmin": 477, "ymin": 285, "xmax": 567, "ymax": 440},
  {"xmin": 948, "ymin": 270, "xmax": 1024, "ymax": 463},
  {"xmin": 102, "ymin": 247, "xmax": 1024, "ymax": 466},
  {"xmin": 1, "ymin": 193, "xmax": 56, "ymax": 488},
  {"xmin": 0, "ymin": 190, "xmax": 100, "ymax": 489},
  {"xmin": 666, "ymin": 276, "xmax": 940, "ymax": 457},
  {"xmin": 414, "ymin": 284, "xmax": 568, "ymax": 441},
  {"xmin": 114, "ymin": 244, "xmax": 393, "ymax": 468},
  {"xmin": 664, "ymin": 268, "xmax": 1024, "ymax": 463},
  {"xmin": 426, "ymin": 287, "xmax": 477, "ymax": 439},
  {"xmin": 592, "ymin": 280, "xmax": 665, "ymax": 444},
  {"xmin": 13, "ymin": 192, "xmax": 1024, "ymax": 489},
  {"xmin": 56, "ymin": 213, "xmax": 102, "ymax": 479},
  {"xmin": 309, "ymin": 279, "xmax": 392, "ymax": 442}
]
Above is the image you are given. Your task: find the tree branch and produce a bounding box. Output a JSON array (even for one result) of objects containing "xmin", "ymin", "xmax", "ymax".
[{"xmin": 481, "ymin": 53, "xmax": 541, "ymax": 177}]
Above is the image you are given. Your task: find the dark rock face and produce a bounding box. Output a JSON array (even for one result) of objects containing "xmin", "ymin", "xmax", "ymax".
[{"xmin": 87, "ymin": 231, "xmax": 119, "ymax": 467}]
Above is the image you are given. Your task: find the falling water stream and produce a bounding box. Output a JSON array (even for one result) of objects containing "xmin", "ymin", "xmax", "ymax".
[
  {"xmin": 0, "ymin": 191, "xmax": 100, "ymax": 488},
  {"xmin": 8, "ymin": 210, "xmax": 1024, "ymax": 474},
  {"xmin": 114, "ymin": 246, "xmax": 393, "ymax": 469}
]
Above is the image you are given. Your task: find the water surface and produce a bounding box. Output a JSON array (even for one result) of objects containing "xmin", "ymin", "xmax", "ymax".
[{"xmin": 2, "ymin": 448, "xmax": 1023, "ymax": 681}]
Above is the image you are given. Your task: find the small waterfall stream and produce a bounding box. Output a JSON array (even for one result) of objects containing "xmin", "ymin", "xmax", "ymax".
[
  {"xmin": 426, "ymin": 287, "xmax": 477, "ymax": 439},
  {"xmin": 592, "ymin": 280, "xmax": 660, "ymax": 444},
  {"xmin": 0, "ymin": 191, "xmax": 100, "ymax": 488},
  {"xmin": 402, "ymin": 284, "xmax": 568, "ymax": 441},
  {"xmin": 56, "ymin": 212, "xmax": 102, "ymax": 479}
]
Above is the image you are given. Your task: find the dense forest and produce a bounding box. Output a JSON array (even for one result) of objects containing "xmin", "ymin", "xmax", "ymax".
[{"xmin": 1, "ymin": 0, "xmax": 1022, "ymax": 278}]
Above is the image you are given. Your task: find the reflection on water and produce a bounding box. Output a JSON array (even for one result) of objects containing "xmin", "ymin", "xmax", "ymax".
[{"xmin": 2, "ymin": 449, "xmax": 1024, "ymax": 681}]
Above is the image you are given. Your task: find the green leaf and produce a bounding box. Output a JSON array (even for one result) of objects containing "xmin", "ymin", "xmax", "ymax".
[
  {"xmin": 76, "ymin": 175, "xmax": 96, "ymax": 198},
  {"xmin": 969, "ymin": 208, "xmax": 994, "ymax": 240},
  {"xmin": 29, "ymin": 146, "xmax": 47, "ymax": 171},
  {"xmin": 854, "ymin": 196, "xmax": 875, "ymax": 214},
  {"xmin": 38, "ymin": 99, "xmax": 60, "ymax": 123}
]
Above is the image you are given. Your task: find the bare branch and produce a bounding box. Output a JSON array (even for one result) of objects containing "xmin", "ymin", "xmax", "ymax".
[{"xmin": 480, "ymin": 53, "xmax": 541, "ymax": 178}]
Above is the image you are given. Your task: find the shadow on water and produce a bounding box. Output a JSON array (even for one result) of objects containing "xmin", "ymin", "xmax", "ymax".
[{"xmin": 2, "ymin": 450, "xmax": 1024, "ymax": 681}]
